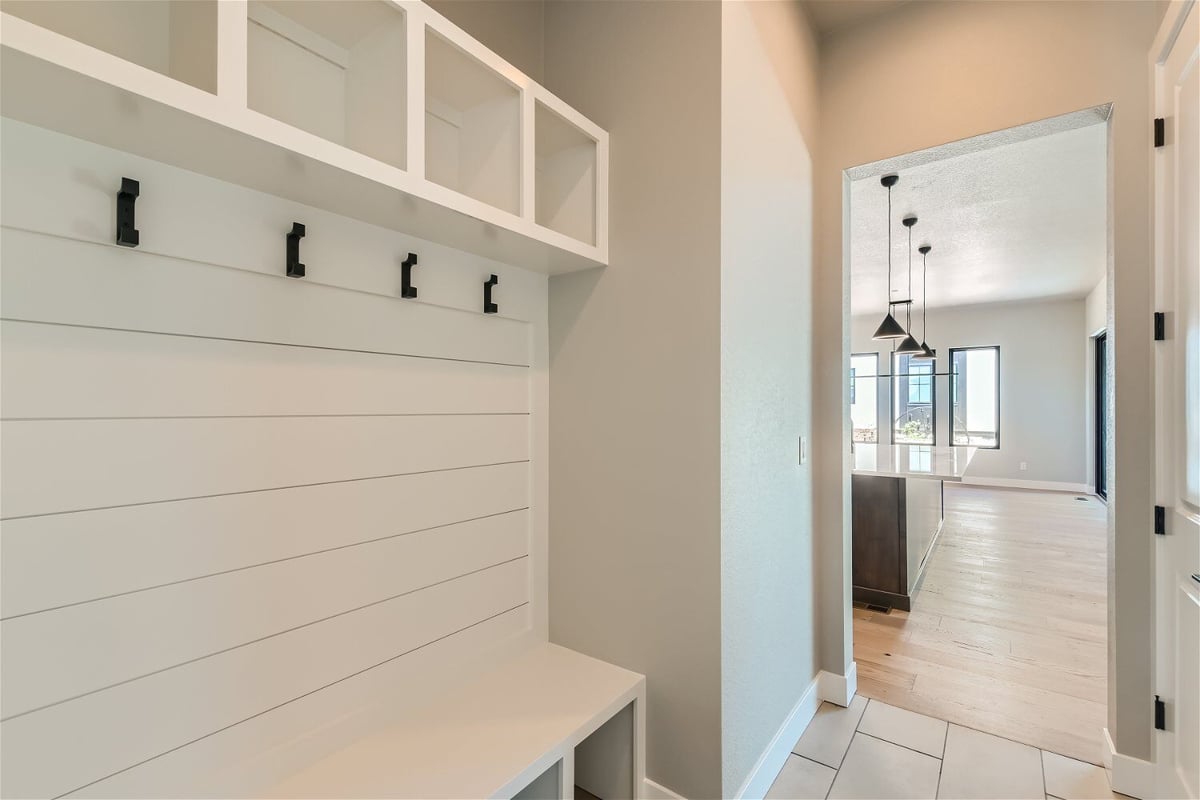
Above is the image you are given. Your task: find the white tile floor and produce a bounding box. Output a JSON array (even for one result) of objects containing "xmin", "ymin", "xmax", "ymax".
[{"xmin": 767, "ymin": 699, "xmax": 1128, "ymax": 800}]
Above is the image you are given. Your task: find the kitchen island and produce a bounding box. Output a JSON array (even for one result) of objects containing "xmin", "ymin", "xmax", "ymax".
[{"xmin": 851, "ymin": 443, "xmax": 976, "ymax": 611}]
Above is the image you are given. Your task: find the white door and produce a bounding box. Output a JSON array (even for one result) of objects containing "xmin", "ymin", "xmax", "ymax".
[{"xmin": 1152, "ymin": 3, "xmax": 1200, "ymax": 798}]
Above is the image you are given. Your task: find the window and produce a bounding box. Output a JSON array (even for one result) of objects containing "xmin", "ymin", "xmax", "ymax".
[
  {"xmin": 893, "ymin": 352, "xmax": 935, "ymax": 444},
  {"xmin": 950, "ymin": 346, "xmax": 999, "ymax": 448},
  {"xmin": 851, "ymin": 353, "xmax": 879, "ymax": 443}
]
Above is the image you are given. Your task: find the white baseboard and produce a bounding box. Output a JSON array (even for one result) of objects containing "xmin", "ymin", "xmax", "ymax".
[
  {"xmin": 732, "ymin": 674, "xmax": 823, "ymax": 800},
  {"xmin": 644, "ymin": 777, "xmax": 686, "ymax": 800},
  {"xmin": 646, "ymin": 666, "xmax": 859, "ymax": 800},
  {"xmin": 818, "ymin": 662, "xmax": 857, "ymax": 707},
  {"xmin": 1104, "ymin": 728, "xmax": 1153, "ymax": 799},
  {"xmin": 959, "ymin": 476, "xmax": 1091, "ymax": 494}
]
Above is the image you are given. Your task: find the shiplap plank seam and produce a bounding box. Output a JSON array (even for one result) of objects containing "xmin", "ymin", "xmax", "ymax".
[
  {"xmin": 0, "ymin": 224, "xmax": 533, "ymax": 330},
  {"xmin": 1, "ymin": 462, "xmax": 532, "ymax": 618},
  {"xmin": 0, "ymin": 228, "xmax": 532, "ymax": 367},
  {"xmin": 0, "ymin": 316, "xmax": 532, "ymax": 370},
  {"xmin": 0, "ymin": 458, "xmax": 529, "ymax": 521},
  {"xmin": 0, "ymin": 506, "xmax": 530, "ymax": 621},
  {"xmin": 54, "ymin": 604, "xmax": 531, "ymax": 800},
  {"xmin": 1, "ymin": 555, "xmax": 529, "ymax": 722},
  {"xmin": 3, "ymin": 562, "xmax": 530, "ymax": 798}
]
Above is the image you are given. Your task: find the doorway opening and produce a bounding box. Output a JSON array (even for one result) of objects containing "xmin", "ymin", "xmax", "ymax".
[{"xmin": 844, "ymin": 106, "xmax": 1112, "ymax": 765}]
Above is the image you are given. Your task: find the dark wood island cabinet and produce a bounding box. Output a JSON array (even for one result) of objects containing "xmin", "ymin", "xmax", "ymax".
[{"xmin": 851, "ymin": 444, "xmax": 976, "ymax": 611}]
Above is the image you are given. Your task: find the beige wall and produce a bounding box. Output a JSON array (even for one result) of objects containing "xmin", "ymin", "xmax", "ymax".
[
  {"xmin": 426, "ymin": 0, "xmax": 545, "ymax": 82},
  {"xmin": 543, "ymin": 3, "xmax": 725, "ymax": 797},
  {"xmin": 720, "ymin": 1, "xmax": 820, "ymax": 795},
  {"xmin": 814, "ymin": 0, "xmax": 1163, "ymax": 760}
]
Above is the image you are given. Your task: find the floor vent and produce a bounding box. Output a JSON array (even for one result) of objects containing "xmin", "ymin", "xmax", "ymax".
[{"xmin": 855, "ymin": 600, "xmax": 893, "ymax": 614}]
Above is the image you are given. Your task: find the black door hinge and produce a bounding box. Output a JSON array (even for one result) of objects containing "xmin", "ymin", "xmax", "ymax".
[
  {"xmin": 1155, "ymin": 696, "xmax": 1166, "ymax": 730},
  {"xmin": 1154, "ymin": 118, "xmax": 1165, "ymax": 147},
  {"xmin": 1155, "ymin": 505, "xmax": 1166, "ymax": 535},
  {"xmin": 1155, "ymin": 312, "xmax": 1166, "ymax": 341}
]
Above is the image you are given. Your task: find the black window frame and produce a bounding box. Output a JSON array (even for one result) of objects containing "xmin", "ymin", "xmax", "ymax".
[
  {"xmin": 891, "ymin": 351, "xmax": 937, "ymax": 446},
  {"xmin": 948, "ymin": 345, "xmax": 1000, "ymax": 450}
]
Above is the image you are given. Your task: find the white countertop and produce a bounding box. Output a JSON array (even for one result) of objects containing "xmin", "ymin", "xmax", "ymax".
[{"xmin": 851, "ymin": 443, "xmax": 977, "ymax": 481}]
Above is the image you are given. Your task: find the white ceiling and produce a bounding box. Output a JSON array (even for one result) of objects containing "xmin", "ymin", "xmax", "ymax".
[{"xmin": 849, "ymin": 123, "xmax": 1107, "ymax": 317}]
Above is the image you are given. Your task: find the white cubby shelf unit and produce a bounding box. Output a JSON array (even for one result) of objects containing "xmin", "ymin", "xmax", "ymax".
[{"xmin": 0, "ymin": 0, "xmax": 608, "ymax": 274}]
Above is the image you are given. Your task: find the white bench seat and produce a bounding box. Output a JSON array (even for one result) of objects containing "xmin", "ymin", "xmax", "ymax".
[{"xmin": 266, "ymin": 644, "xmax": 646, "ymax": 799}]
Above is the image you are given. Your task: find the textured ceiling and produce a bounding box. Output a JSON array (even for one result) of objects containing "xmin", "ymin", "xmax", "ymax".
[
  {"xmin": 804, "ymin": 1, "xmax": 911, "ymax": 35},
  {"xmin": 849, "ymin": 123, "xmax": 1107, "ymax": 317}
]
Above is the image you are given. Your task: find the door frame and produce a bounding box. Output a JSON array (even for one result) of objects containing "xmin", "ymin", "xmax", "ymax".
[
  {"xmin": 1094, "ymin": 330, "xmax": 1108, "ymax": 501},
  {"xmin": 1151, "ymin": 2, "xmax": 1199, "ymax": 797},
  {"xmin": 837, "ymin": 102, "xmax": 1138, "ymax": 788}
]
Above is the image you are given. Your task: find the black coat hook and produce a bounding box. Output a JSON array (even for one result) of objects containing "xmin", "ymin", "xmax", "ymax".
[
  {"xmin": 400, "ymin": 252, "xmax": 418, "ymax": 298},
  {"xmin": 483, "ymin": 274, "xmax": 499, "ymax": 314},
  {"xmin": 286, "ymin": 222, "xmax": 306, "ymax": 278},
  {"xmin": 116, "ymin": 177, "xmax": 139, "ymax": 247}
]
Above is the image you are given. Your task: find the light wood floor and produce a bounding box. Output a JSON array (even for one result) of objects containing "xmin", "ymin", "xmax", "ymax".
[{"xmin": 853, "ymin": 484, "xmax": 1108, "ymax": 765}]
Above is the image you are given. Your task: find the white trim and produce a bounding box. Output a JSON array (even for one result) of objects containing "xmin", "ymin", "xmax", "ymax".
[
  {"xmin": 733, "ymin": 675, "xmax": 823, "ymax": 800},
  {"xmin": 644, "ymin": 778, "xmax": 686, "ymax": 800},
  {"xmin": 959, "ymin": 476, "xmax": 1091, "ymax": 494},
  {"xmin": 1104, "ymin": 727, "xmax": 1154, "ymax": 799},
  {"xmin": 818, "ymin": 663, "xmax": 858, "ymax": 707}
]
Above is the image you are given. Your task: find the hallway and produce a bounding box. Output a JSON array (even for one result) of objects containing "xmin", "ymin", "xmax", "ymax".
[{"xmin": 853, "ymin": 485, "xmax": 1108, "ymax": 765}]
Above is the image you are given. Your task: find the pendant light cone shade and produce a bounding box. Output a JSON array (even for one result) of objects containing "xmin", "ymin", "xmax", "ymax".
[
  {"xmin": 913, "ymin": 342, "xmax": 936, "ymax": 361},
  {"xmin": 896, "ymin": 333, "xmax": 924, "ymax": 355},
  {"xmin": 873, "ymin": 312, "xmax": 908, "ymax": 339},
  {"xmin": 872, "ymin": 174, "xmax": 908, "ymax": 339}
]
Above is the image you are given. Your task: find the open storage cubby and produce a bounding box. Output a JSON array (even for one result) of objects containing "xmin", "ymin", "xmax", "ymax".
[
  {"xmin": 2, "ymin": 0, "xmax": 218, "ymax": 93},
  {"xmin": 247, "ymin": 0, "xmax": 406, "ymax": 169},
  {"xmin": 1, "ymin": 0, "xmax": 608, "ymax": 272},
  {"xmin": 512, "ymin": 760, "xmax": 561, "ymax": 800},
  {"xmin": 574, "ymin": 703, "xmax": 635, "ymax": 799},
  {"xmin": 425, "ymin": 29, "xmax": 521, "ymax": 215},
  {"xmin": 535, "ymin": 101, "xmax": 598, "ymax": 246}
]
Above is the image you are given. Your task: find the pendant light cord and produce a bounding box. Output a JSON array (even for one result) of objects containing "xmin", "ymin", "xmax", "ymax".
[
  {"xmin": 906, "ymin": 222, "xmax": 913, "ymax": 328},
  {"xmin": 922, "ymin": 250, "xmax": 928, "ymax": 340},
  {"xmin": 886, "ymin": 184, "xmax": 893, "ymax": 303}
]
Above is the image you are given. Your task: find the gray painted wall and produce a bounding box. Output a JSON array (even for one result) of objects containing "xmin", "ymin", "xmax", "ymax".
[
  {"xmin": 813, "ymin": 0, "xmax": 1163, "ymax": 760},
  {"xmin": 543, "ymin": 4, "xmax": 725, "ymax": 797},
  {"xmin": 429, "ymin": 3, "xmax": 727, "ymax": 792},
  {"xmin": 852, "ymin": 298, "xmax": 1088, "ymax": 486},
  {"xmin": 720, "ymin": 1, "xmax": 819, "ymax": 795}
]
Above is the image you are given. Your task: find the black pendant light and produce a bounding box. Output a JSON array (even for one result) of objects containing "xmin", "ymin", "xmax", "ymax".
[
  {"xmin": 872, "ymin": 174, "xmax": 908, "ymax": 340},
  {"xmin": 913, "ymin": 244, "xmax": 936, "ymax": 361},
  {"xmin": 895, "ymin": 215, "xmax": 924, "ymax": 355}
]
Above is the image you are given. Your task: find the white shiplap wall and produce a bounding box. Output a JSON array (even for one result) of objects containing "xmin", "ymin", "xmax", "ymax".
[{"xmin": 0, "ymin": 118, "xmax": 549, "ymax": 799}]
